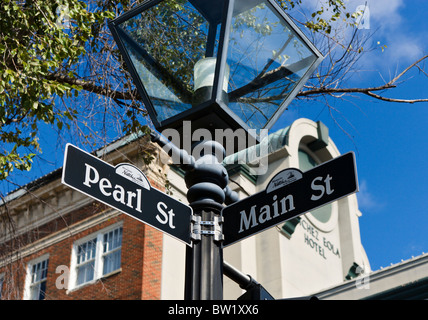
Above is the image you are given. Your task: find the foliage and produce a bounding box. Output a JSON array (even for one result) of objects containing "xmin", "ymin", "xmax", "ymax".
[
  {"xmin": 0, "ymin": 0, "xmax": 427, "ymax": 183},
  {"xmin": 0, "ymin": 0, "xmax": 114, "ymax": 179},
  {"xmin": 277, "ymin": 0, "xmax": 352, "ymax": 34}
]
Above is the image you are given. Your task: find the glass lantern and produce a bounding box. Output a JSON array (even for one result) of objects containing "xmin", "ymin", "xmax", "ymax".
[{"xmin": 109, "ymin": 0, "xmax": 323, "ymax": 148}]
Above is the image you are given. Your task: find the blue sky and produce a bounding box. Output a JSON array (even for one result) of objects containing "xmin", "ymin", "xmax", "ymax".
[
  {"xmin": 271, "ymin": 0, "xmax": 428, "ymax": 271},
  {"xmin": 1, "ymin": 0, "xmax": 427, "ymax": 273}
]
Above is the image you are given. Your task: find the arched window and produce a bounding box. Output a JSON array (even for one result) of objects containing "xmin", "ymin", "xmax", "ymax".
[{"xmin": 298, "ymin": 149, "xmax": 332, "ymax": 224}]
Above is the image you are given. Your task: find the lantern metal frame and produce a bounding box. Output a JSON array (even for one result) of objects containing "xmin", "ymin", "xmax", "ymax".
[{"xmin": 109, "ymin": 0, "xmax": 323, "ymax": 141}]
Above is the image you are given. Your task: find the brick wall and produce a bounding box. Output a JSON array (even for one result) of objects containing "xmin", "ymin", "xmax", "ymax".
[
  {"xmin": 0, "ymin": 141, "xmax": 168, "ymax": 300},
  {"xmin": 0, "ymin": 204, "xmax": 164, "ymax": 300}
]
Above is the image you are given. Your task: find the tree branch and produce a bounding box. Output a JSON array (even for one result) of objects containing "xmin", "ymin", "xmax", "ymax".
[
  {"xmin": 364, "ymin": 91, "xmax": 428, "ymax": 104},
  {"xmin": 49, "ymin": 54, "xmax": 428, "ymax": 111},
  {"xmin": 47, "ymin": 73, "xmax": 146, "ymax": 113},
  {"xmin": 48, "ymin": 73, "xmax": 137, "ymax": 100},
  {"xmin": 299, "ymin": 55, "xmax": 428, "ymax": 104}
]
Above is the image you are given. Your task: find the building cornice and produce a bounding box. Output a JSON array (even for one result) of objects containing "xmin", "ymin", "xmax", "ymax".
[
  {"xmin": 314, "ymin": 253, "xmax": 428, "ymax": 300},
  {"xmin": 0, "ymin": 209, "xmax": 120, "ymax": 268}
]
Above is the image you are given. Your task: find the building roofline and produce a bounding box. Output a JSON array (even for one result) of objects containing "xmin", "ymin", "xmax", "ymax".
[
  {"xmin": 1, "ymin": 131, "xmax": 147, "ymax": 207},
  {"xmin": 314, "ymin": 252, "xmax": 428, "ymax": 300}
]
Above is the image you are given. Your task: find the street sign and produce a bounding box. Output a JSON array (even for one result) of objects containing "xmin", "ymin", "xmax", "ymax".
[
  {"xmin": 222, "ymin": 152, "xmax": 358, "ymax": 247},
  {"xmin": 62, "ymin": 144, "xmax": 193, "ymax": 246}
]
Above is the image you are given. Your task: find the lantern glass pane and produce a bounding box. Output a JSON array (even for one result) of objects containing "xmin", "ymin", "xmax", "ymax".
[
  {"xmin": 117, "ymin": 0, "xmax": 223, "ymax": 122},
  {"xmin": 227, "ymin": 0, "xmax": 318, "ymax": 130}
]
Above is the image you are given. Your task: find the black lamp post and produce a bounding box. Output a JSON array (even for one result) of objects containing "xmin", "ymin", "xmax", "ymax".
[{"xmin": 109, "ymin": 0, "xmax": 323, "ymax": 300}]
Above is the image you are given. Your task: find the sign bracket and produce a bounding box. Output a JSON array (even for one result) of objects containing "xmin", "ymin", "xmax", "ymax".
[{"xmin": 191, "ymin": 215, "xmax": 224, "ymax": 242}]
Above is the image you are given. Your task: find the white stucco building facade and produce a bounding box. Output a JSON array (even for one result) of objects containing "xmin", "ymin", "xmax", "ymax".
[
  {"xmin": 162, "ymin": 118, "xmax": 370, "ymax": 299},
  {"xmin": 2, "ymin": 117, "xmax": 426, "ymax": 300}
]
